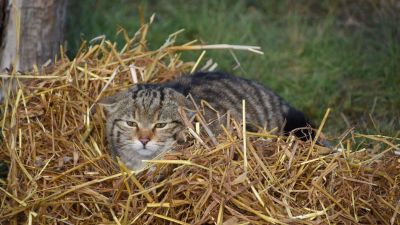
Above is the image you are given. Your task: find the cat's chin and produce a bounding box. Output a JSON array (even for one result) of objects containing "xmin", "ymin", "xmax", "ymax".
[{"xmin": 137, "ymin": 148, "xmax": 157, "ymax": 156}]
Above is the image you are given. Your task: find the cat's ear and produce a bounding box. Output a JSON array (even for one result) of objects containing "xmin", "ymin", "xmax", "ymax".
[
  {"xmin": 97, "ymin": 90, "xmax": 128, "ymax": 114},
  {"xmin": 167, "ymin": 89, "xmax": 196, "ymax": 119},
  {"xmin": 167, "ymin": 88, "xmax": 191, "ymax": 107}
]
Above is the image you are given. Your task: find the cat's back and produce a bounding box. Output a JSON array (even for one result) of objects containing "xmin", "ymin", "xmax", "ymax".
[
  {"xmin": 167, "ymin": 71, "xmax": 276, "ymax": 100},
  {"xmin": 166, "ymin": 72, "xmax": 291, "ymax": 131}
]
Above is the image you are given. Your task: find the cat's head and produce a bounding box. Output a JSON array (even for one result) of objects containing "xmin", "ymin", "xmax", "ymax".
[{"xmin": 99, "ymin": 84, "xmax": 190, "ymax": 170}]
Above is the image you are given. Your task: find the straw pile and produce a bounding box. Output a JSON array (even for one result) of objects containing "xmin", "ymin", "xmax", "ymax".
[{"xmin": 0, "ymin": 19, "xmax": 399, "ymax": 225}]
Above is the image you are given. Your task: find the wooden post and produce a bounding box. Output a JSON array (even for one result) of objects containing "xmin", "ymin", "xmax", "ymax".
[{"xmin": 0, "ymin": 0, "xmax": 68, "ymax": 72}]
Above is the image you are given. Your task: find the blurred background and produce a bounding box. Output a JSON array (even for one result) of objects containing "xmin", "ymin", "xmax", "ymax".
[{"xmin": 66, "ymin": 0, "xmax": 400, "ymax": 137}]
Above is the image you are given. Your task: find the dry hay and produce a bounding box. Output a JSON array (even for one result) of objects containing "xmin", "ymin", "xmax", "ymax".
[{"xmin": 0, "ymin": 20, "xmax": 399, "ymax": 225}]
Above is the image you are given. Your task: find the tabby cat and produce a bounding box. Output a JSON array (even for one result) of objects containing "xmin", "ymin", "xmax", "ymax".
[{"xmin": 100, "ymin": 72, "xmax": 315, "ymax": 170}]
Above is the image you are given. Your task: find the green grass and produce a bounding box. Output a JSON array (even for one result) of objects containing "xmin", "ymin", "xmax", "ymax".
[{"xmin": 67, "ymin": 0, "xmax": 400, "ymax": 138}]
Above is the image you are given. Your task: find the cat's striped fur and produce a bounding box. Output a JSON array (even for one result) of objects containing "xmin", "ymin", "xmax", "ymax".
[{"xmin": 100, "ymin": 72, "xmax": 315, "ymax": 170}]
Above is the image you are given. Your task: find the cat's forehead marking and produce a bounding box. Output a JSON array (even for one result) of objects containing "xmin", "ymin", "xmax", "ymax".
[
  {"xmin": 130, "ymin": 84, "xmax": 155, "ymax": 99},
  {"xmin": 132, "ymin": 88, "xmax": 165, "ymax": 118}
]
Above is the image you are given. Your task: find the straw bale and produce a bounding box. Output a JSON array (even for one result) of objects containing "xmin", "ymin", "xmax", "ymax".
[{"xmin": 0, "ymin": 21, "xmax": 399, "ymax": 225}]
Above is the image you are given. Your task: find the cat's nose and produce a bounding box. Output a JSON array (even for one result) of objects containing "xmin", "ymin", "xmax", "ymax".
[{"xmin": 139, "ymin": 137, "xmax": 150, "ymax": 145}]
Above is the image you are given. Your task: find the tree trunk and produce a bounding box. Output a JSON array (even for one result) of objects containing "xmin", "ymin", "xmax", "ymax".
[{"xmin": 0, "ymin": 0, "xmax": 68, "ymax": 72}]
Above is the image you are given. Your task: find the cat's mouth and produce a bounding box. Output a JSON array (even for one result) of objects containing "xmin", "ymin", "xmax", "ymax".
[
  {"xmin": 118, "ymin": 139, "xmax": 175, "ymax": 160},
  {"xmin": 127, "ymin": 141, "xmax": 162, "ymax": 156}
]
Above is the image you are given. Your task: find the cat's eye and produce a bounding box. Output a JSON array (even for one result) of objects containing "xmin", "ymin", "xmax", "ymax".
[
  {"xmin": 155, "ymin": 123, "xmax": 167, "ymax": 128},
  {"xmin": 126, "ymin": 121, "xmax": 138, "ymax": 127}
]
